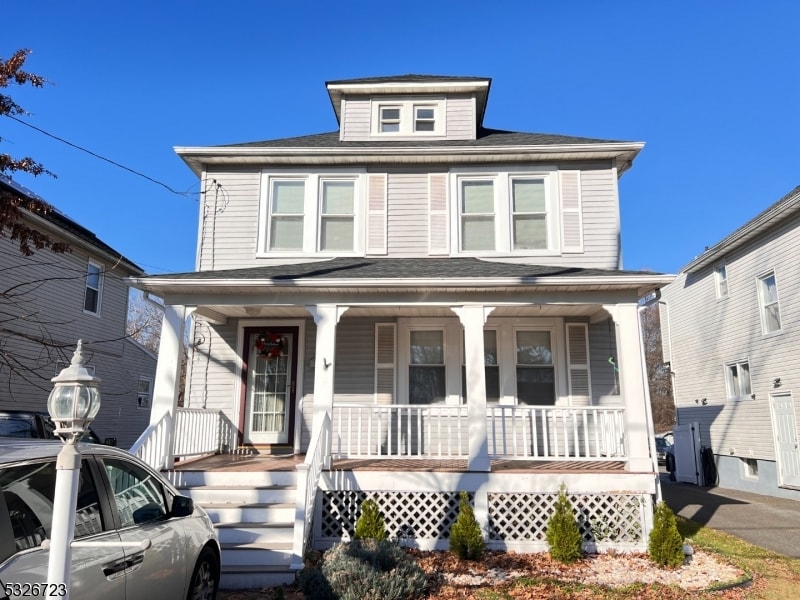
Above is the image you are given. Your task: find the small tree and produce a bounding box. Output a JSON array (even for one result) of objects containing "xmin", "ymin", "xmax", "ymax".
[
  {"xmin": 545, "ymin": 484, "xmax": 583, "ymax": 564},
  {"xmin": 648, "ymin": 501, "xmax": 684, "ymax": 568},
  {"xmin": 449, "ymin": 491, "xmax": 484, "ymax": 560},
  {"xmin": 354, "ymin": 499, "xmax": 388, "ymax": 541}
]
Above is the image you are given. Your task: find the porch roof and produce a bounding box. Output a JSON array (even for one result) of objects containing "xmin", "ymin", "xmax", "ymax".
[{"xmin": 131, "ymin": 257, "xmax": 673, "ymax": 297}]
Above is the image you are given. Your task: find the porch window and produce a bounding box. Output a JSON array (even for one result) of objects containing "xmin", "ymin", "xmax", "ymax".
[
  {"xmin": 409, "ymin": 330, "xmax": 445, "ymax": 404},
  {"xmin": 320, "ymin": 180, "xmax": 355, "ymax": 251},
  {"xmin": 515, "ymin": 330, "xmax": 555, "ymax": 405},
  {"xmin": 83, "ymin": 261, "xmax": 103, "ymax": 315},
  {"xmin": 461, "ymin": 330, "xmax": 499, "ymax": 403},
  {"xmin": 726, "ymin": 360, "xmax": 751, "ymax": 401},
  {"xmin": 758, "ymin": 271, "xmax": 781, "ymax": 334},
  {"xmin": 460, "ymin": 180, "xmax": 495, "ymax": 251},
  {"xmin": 512, "ymin": 179, "xmax": 547, "ymax": 250},
  {"xmin": 269, "ymin": 180, "xmax": 305, "ymax": 250}
]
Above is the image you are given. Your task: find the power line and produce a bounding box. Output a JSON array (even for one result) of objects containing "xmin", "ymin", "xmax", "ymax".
[{"xmin": 6, "ymin": 114, "xmax": 198, "ymax": 200}]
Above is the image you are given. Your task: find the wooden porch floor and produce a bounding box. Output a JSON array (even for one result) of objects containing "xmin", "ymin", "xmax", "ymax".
[{"xmin": 172, "ymin": 453, "xmax": 627, "ymax": 474}]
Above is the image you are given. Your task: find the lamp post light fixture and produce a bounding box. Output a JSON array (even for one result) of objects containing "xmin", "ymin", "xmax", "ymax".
[{"xmin": 46, "ymin": 340, "xmax": 101, "ymax": 599}]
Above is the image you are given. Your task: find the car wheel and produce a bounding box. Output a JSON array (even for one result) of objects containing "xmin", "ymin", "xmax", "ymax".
[{"xmin": 187, "ymin": 547, "xmax": 219, "ymax": 600}]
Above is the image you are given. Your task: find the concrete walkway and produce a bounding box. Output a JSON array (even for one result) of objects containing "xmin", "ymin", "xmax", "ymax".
[{"xmin": 660, "ymin": 474, "xmax": 800, "ymax": 558}]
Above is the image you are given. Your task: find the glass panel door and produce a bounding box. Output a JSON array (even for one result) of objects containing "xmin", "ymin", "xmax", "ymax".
[{"xmin": 245, "ymin": 331, "xmax": 293, "ymax": 444}]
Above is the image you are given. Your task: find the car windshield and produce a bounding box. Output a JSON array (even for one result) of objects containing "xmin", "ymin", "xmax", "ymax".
[
  {"xmin": 655, "ymin": 437, "xmax": 668, "ymax": 450},
  {"xmin": 0, "ymin": 417, "xmax": 36, "ymax": 438}
]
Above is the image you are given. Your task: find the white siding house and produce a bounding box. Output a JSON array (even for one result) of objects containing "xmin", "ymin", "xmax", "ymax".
[
  {"xmin": 660, "ymin": 185, "xmax": 800, "ymax": 501},
  {"xmin": 131, "ymin": 75, "xmax": 673, "ymax": 588},
  {"xmin": 0, "ymin": 176, "xmax": 156, "ymax": 448}
]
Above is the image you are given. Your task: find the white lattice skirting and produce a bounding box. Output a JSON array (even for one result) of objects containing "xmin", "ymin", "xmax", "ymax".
[{"xmin": 316, "ymin": 490, "xmax": 651, "ymax": 553}]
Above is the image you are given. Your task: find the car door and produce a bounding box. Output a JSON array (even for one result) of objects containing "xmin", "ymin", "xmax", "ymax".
[
  {"xmin": 97, "ymin": 456, "xmax": 189, "ymax": 600},
  {"xmin": 0, "ymin": 459, "xmax": 126, "ymax": 600}
]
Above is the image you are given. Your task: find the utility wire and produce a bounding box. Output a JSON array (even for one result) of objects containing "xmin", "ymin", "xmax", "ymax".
[{"xmin": 6, "ymin": 114, "xmax": 197, "ymax": 200}]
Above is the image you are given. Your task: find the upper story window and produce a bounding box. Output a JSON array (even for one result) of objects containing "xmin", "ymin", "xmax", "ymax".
[
  {"xmin": 137, "ymin": 377, "xmax": 152, "ymax": 409},
  {"xmin": 757, "ymin": 271, "xmax": 781, "ymax": 334},
  {"xmin": 452, "ymin": 169, "xmax": 558, "ymax": 255},
  {"xmin": 726, "ymin": 360, "xmax": 751, "ymax": 401},
  {"xmin": 714, "ymin": 263, "xmax": 728, "ymax": 299},
  {"xmin": 84, "ymin": 261, "xmax": 103, "ymax": 315},
  {"xmin": 259, "ymin": 171, "xmax": 364, "ymax": 256},
  {"xmin": 372, "ymin": 98, "xmax": 443, "ymax": 136}
]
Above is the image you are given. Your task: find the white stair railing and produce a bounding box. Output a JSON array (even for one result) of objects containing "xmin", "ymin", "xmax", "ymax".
[
  {"xmin": 291, "ymin": 412, "xmax": 331, "ymax": 571},
  {"xmin": 130, "ymin": 412, "xmax": 173, "ymax": 471}
]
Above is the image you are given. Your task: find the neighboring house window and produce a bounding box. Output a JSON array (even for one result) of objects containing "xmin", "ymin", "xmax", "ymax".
[
  {"xmin": 516, "ymin": 330, "xmax": 555, "ymax": 405},
  {"xmin": 83, "ymin": 261, "xmax": 103, "ymax": 315},
  {"xmin": 461, "ymin": 329, "xmax": 500, "ymax": 403},
  {"xmin": 414, "ymin": 105, "xmax": 436, "ymax": 132},
  {"xmin": 726, "ymin": 360, "xmax": 752, "ymax": 400},
  {"xmin": 137, "ymin": 377, "xmax": 152, "ymax": 409},
  {"xmin": 408, "ymin": 329, "xmax": 446, "ymax": 404},
  {"xmin": 379, "ymin": 106, "xmax": 401, "ymax": 132},
  {"xmin": 268, "ymin": 180, "xmax": 305, "ymax": 250},
  {"xmin": 460, "ymin": 179, "xmax": 495, "ymax": 251},
  {"xmin": 714, "ymin": 263, "xmax": 728, "ymax": 298},
  {"xmin": 758, "ymin": 271, "xmax": 781, "ymax": 333},
  {"xmin": 512, "ymin": 178, "xmax": 548, "ymax": 250},
  {"xmin": 319, "ymin": 180, "xmax": 355, "ymax": 251}
]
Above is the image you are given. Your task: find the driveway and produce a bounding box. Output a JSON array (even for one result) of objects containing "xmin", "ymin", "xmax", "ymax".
[{"xmin": 660, "ymin": 474, "xmax": 800, "ymax": 558}]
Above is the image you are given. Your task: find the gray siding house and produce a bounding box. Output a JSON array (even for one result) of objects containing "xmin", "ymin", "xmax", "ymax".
[
  {"xmin": 131, "ymin": 75, "xmax": 673, "ymax": 588},
  {"xmin": 660, "ymin": 185, "xmax": 800, "ymax": 501},
  {"xmin": 0, "ymin": 177, "xmax": 156, "ymax": 448}
]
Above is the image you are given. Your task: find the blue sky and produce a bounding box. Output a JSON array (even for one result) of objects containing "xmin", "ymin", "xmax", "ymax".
[{"xmin": 3, "ymin": 1, "xmax": 799, "ymax": 275}]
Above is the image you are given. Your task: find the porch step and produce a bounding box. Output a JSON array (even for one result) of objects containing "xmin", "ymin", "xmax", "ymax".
[{"xmin": 168, "ymin": 468, "xmax": 300, "ymax": 590}]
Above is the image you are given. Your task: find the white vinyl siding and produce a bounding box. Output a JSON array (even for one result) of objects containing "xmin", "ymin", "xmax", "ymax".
[
  {"xmin": 428, "ymin": 174, "xmax": 449, "ymax": 255},
  {"xmin": 386, "ymin": 172, "xmax": 430, "ymax": 256}
]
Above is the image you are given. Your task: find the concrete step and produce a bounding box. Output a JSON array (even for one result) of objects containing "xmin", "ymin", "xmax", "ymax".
[
  {"xmin": 215, "ymin": 522, "xmax": 294, "ymax": 545},
  {"xmin": 202, "ymin": 502, "xmax": 295, "ymax": 524}
]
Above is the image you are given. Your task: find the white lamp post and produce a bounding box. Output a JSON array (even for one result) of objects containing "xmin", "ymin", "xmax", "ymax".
[{"xmin": 46, "ymin": 340, "xmax": 101, "ymax": 600}]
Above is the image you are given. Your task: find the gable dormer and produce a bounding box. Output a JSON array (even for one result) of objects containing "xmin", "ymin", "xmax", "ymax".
[{"xmin": 326, "ymin": 75, "xmax": 491, "ymax": 142}]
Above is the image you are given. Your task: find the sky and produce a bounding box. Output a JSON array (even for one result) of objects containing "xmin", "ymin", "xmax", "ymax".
[{"xmin": 3, "ymin": 1, "xmax": 799, "ymax": 276}]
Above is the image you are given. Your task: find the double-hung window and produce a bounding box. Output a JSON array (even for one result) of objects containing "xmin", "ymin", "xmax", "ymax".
[
  {"xmin": 460, "ymin": 180, "xmax": 495, "ymax": 251},
  {"xmin": 414, "ymin": 105, "xmax": 436, "ymax": 132},
  {"xmin": 758, "ymin": 271, "xmax": 781, "ymax": 333},
  {"xmin": 408, "ymin": 329, "xmax": 446, "ymax": 404},
  {"xmin": 515, "ymin": 330, "xmax": 555, "ymax": 405},
  {"xmin": 726, "ymin": 360, "xmax": 751, "ymax": 401},
  {"xmin": 714, "ymin": 263, "xmax": 728, "ymax": 299},
  {"xmin": 320, "ymin": 180, "xmax": 355, "ymax": 251},
  {"xmin": 137, "ymin": 377, "xmax": 152, "ymax": 409},
  {"xmin": 379, "ymin": 106, "xmax": 401, "ymax": 132},
  {"xmin": 512, "ymin": 178, "xmax": 548, "ymax": 250},
  {"xmin": 84, "ymin": 261, "xmax": 103, "ymax": 315},
  {"xmin": 268, "ymin": 180, "xmax": 305, "ymax": 250}
]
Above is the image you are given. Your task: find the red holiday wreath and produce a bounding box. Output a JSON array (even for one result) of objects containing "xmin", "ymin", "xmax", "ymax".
[{"xmin": 255, "ymin": 331, "xmax": 285, "ymax": 360}]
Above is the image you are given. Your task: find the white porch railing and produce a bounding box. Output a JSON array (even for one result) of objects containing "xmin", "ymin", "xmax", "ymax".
[
  {"xmin": 291, "ymin": 412, "xmax": 331, "ymax": 571},
  {"xmin": 487, "ymin": 405, "xmax": 626, "ymax": 460},
  {"xmin": 130, "ymin": 408, "xmax": 235, "ymax": 471},
  {"xmin": 333, "ymin": 403, "xmax": 469, "ymax": 459}
]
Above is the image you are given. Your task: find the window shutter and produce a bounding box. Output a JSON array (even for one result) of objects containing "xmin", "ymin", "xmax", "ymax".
[
  {"xmin": 566, "ymin": 323, "xmax": 591, "ymax": 405},
  {"xmin": 560, "ymin": 170, "xmax": 583, "ymax": 253},
  {"xmin": 366, "ymin": 174, "xmax": 387, "ymax": 254},
  {"xmin": 429, "ymin": 174, "xmax": 449, "ymax": 255},
  {"xmin": 375, "ymin": 323, "xmax": 396, "ymax": 404}
]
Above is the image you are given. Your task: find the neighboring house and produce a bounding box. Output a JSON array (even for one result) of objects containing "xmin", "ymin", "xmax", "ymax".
[
  {"xmin": 0, "ymin": 176, "xmax": 156, "ymax": 448},
  {"xmin": 130, "ymin": 75, "xmax": 673, "ymax": 588},
  {"xmin": 660, "ymin": 185, "xmax": 800, "ymax": 501}
]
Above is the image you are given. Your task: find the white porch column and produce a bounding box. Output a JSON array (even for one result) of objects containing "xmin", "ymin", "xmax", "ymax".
[
  {"xmin": 453, "ymin": 305, "xmax": 494, "ymax": 472},
  {"xmin": 151, "ymin": 304, "xmax": 194, "ymax": 464},
  {"xmin": 604, "ymin": 303, "xmax": 653, "ymax": 471},
  {"xmin": 306, "ymin": 305, "xmax": 348, "ymax": 460}
]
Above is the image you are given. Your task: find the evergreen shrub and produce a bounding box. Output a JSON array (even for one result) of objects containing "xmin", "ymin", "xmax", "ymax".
[
  {"xmin": 449, "ymin": 491, "xmax": 485, "ymax": 560},
  {"xmin": 648, "ymin": 501, "xmax": 684, "ymax": 568},
  {"xmin": 545, "ymin": 484, "xmax": 583, "ymax": 564},
  {"xmin": 354, "ymin": 498, "xmax": 388, "ymax": 541}
]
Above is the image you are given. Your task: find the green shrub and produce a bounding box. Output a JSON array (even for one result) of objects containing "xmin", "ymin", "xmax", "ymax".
[
  {"xmin": 299, "ymin": 539, "xmax": 427, "ymax": 600},
  {"xmin": 449, "ymin": 491, "xmax": 485, "ymax": 560},
  {"xmin": 648, "ymin": 501, "xmax": 684, "ymax": 568},
  {"xmin": 545, "ymin": 484, "xmax": 583, "ymax": 564},
  {"xmin": 354, "ymin": 498, "xmax": 388, "ymax": 541}
]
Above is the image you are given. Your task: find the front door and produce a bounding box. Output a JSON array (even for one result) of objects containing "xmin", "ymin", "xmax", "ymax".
[
  {"xmin": 243, "ymin": 328, "xmax": 297, "ymax": 445},
  {"xmin": 770, "ymin": 392, "xmax": 800, "ymax": 488}
]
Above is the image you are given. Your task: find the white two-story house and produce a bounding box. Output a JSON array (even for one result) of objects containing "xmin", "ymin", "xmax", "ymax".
[
  {"xmin": 660, "ymin": 185, "xmax": 800, "ymax": 501},
  {"xmin": 131, "ymin": 75, "xmax": 673, "ymax": 589}
]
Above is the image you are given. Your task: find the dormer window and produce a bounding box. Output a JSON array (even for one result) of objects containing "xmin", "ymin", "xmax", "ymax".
[{"xmin": 372, "ymin": 98, "xmax": 443, "ymax": 136}]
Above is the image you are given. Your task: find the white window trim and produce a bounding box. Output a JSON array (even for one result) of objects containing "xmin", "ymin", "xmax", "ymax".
[
  {"xmin": 370, "ymin": 97, "xmax": 445, "ymax": 137},
  {"xmin": 398, "ymin": 317, "xmax": 568, "ymax": 407},
  {"xmin": 257, "ymin": 169, "xmax": 366, "ymax": 257},
  {"xmin": 449, "ymin": 166, "xmax": 561, "ymax": 256},
  {"xmin": 756, "ymin": 269, "xmax": 781, "ymax": 335},
  {"xmin": 725, "ymin": 359, "xmax": 752, "ymax": 401},
  {"xmin": 714, "ymin": 262, "xmax": 728, "ymax": 299},
  {"xmin": 83, "ymin": 260, "xmax": 103, "ymax": 316}
]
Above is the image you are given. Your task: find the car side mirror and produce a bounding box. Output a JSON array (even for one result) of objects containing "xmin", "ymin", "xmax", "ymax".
[{"xmin": 170, "ymin": 495, "xmax": 194, "ymax": 518}]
